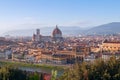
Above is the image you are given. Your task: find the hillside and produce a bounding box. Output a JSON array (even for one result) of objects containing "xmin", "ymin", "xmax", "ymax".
[
  {"xmin": 86, "ymin": 22, "xmax": 120, "ymax": 34},
  {"xmin": 3, "ymin": 22, "xmax": 120, "ymax": 36}
]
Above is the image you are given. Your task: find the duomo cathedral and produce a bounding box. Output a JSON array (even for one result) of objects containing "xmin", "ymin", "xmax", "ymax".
[{"xmin": 32, "ymin": 25, "xmax": 63, "ymax": 42}]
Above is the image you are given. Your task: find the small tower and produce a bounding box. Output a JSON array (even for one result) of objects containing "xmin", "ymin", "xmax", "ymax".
[
  {"xmin": 36, "ymin": 29, "xmax": 41, "ymax": 42},
  {"xmin": 32, "ymin": 29, "xmax": 41, "ymax": 42}
]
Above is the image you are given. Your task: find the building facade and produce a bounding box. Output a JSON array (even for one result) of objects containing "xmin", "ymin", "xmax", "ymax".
[
  {"xmin": 32, "ymin": 29, "xmax": 41, "ymax": 42},
  {"xmin": 102, "ymin": 40, "xmax": 120, "ymax": 52}
]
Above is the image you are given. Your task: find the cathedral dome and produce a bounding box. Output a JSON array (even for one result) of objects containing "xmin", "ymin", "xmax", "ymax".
[{"xmin": 52, "ymin": 25, "xmax": 62, "ymax": 37}]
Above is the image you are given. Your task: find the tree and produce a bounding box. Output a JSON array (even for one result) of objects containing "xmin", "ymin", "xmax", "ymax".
[
  {"xmin": 59, "ymin": 57, "xmax": 120, "ymax": 80},
  {"xmin": 51, "ymin": 70, "xmax": 57, "ymax": 80}
]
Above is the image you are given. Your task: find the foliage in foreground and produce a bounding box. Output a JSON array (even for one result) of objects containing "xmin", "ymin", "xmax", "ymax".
[
  {"xmin": 0, "ymin": 66, "xmax": 43, "ymax": 80},
  {"xmin": 0, "ymin": 61, "xmax": 61, "ymax": 80},
  {"xmin": 59, "ymin": 57, "xmax": 120, "ymax": 80},
  {"xmin": 51, "ymin": 70, "xmax": 57, "ymax": 80},
  {"xmin": 0, "ymin": 65, "xmax": 59, "ymax": 80}
]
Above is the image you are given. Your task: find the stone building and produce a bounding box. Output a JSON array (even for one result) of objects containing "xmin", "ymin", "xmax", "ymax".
[{"xmin": 102, "ymin": 40, "xmax": 120, "ymax": 53}]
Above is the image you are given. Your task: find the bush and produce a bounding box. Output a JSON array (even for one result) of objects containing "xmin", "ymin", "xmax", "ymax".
[{"xmin": 59, "ymin": 57, "xmax": 120, "ymax": 80}]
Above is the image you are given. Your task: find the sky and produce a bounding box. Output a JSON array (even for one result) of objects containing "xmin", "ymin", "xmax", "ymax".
[{"xmin": 0, "ymin": 0, "xmax": 120, "ymax": 34}]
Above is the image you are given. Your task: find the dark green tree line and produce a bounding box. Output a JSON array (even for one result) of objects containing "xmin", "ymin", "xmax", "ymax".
[
  {"xmin": 59, "ymin": 57, "xmax": 120, "ymax": 80},
  {"xmin": 0, "ymin": 66, "xmax": 43, "ymax": 80}
]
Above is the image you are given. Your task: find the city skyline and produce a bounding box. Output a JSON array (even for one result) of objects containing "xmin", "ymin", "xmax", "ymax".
[{"xmin": 0, "ymin": 0, "xmax": 120, "ymax": 34}]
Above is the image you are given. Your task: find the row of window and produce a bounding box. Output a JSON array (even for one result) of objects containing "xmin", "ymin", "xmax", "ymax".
[{"xmin": 103, "ymin": 46, "xmax": 120, "ymax": 49}]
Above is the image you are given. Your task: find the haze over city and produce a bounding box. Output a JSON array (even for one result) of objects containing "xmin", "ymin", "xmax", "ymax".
[
  {"xmin": 0, "ymin": 0, "xmax": 120, "ymax": 35},
  {"xmin": 1, "ymin": 0, "xmax": 120, "ymax": 80}
]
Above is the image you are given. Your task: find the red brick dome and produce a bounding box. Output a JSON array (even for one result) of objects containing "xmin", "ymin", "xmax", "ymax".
[{"xmin": 52, "ymin": 25, "xmax": 62, "ymax": 36}]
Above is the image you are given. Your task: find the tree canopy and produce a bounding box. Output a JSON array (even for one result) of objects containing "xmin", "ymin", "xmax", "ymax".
[{"xmin": 59, "ymin": 57, "xmax": 120, "ymax": 80}]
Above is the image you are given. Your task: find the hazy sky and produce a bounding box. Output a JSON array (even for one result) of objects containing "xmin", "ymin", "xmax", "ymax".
[{"xmin": 0, "ymin": 0, "xmax": 120, "ymax": 34}]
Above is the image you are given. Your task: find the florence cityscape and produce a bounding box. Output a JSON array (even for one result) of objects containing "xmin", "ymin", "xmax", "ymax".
[{"xmin": 0, "ymin": 0, "xmax": 120, "ymax": 80}]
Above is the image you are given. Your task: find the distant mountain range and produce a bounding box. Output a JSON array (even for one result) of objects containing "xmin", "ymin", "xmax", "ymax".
[
  {"xmin": 3, "ymin": 26, "xmax": 83, "ymax": 36},
  {"xmin": 86, "ymin": 22, "xmax": 120, "ymax": 34},
  {"xmin": 3, "ymin": 22, "xmax": 120, "ymax": 36}
]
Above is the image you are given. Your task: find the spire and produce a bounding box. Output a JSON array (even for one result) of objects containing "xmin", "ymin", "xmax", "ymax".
[{"xmin": 56, "ymin": 25, "xmax": 58, "ymax": 28}]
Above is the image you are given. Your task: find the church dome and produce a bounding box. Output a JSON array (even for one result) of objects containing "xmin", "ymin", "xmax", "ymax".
[{"xmin": 52, "ymin": 25, "xmax": 62, "ymax": 37}]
